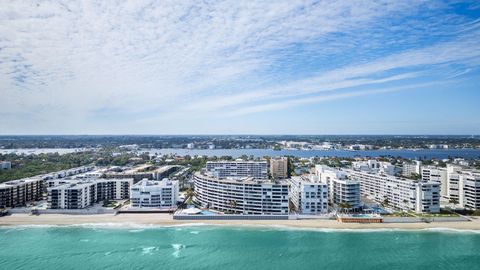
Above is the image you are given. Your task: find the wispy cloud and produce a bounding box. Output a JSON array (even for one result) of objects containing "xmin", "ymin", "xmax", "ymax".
[
  {"xmin": 226, "ymin": 82, "xmax": 441, "ymax": 116},
  {"xmin": 0, "ymin": 1, "xmax": 479, "ymax": 134}
]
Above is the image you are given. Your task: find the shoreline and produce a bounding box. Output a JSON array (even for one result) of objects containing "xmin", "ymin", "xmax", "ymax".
[{"xmin": 1, "ymin": 213, "xmax": 480, "ymax": 231}]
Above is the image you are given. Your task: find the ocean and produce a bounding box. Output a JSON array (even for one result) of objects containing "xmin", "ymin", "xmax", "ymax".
[{"xmin": 1, "ymin": 225, "xmax": 479, "ymax": 270}]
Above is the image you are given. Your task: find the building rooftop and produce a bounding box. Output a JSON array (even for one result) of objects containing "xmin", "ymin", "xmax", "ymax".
[
  {"xmin": 206, "ymin": 160, "xmax": 267, "ymax": 163},
  {"xmin": 196, "ymin": 171, "xmax": 287, "ymax": 185},
  {"xmin": 0, "ymin": 177, "xmax": 43, "ymax": 189}
]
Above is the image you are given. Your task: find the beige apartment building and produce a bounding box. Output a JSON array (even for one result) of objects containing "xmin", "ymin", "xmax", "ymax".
[{"xmin": 270, "ymin": 157, "xmax": 288, "ymax": 179}]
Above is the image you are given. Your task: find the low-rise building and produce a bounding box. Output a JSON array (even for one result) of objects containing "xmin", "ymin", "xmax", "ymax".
[
  {"xmin": 43, "ymin": 166, "xmax": 95, "ymax": 180},
  {"xmin": 103, "ymin": 165, "xmax": 179, "ymax": 183},
  {"xmin": 352, "ymin": 160, "xmax": 396, "ymax": 176}
]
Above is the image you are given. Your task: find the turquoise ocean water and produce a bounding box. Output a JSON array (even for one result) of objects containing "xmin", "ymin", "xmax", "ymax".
[{"xmin": 1, "ymin": 225, "xmax": 479, "ymax": 270}]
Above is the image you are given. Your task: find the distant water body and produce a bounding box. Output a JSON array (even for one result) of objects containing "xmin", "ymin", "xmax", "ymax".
[
  {"xmin": 2, "ymin": 148, "xmax": 480, "ymax": 159},
  {"xmin": 141, "ymin": 148, "xmax": 480, "ymax": 159},
  {"xmin": 0, "ymin": 148, "xmax": 93, "ymax": 155},
  {"xmin": 1, "ymin": 226, "xmax": 479, "ymax": 270}
]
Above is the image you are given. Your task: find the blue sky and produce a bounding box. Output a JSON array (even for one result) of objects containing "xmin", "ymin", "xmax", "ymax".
[{"xmin": 0, "ymin": 1, "xmax": 479, "ymax": 135}]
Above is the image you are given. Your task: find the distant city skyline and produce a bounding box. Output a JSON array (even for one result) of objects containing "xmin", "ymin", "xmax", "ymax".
[{"xmin": 1, "ymin": 1, "xmax": 479, "ymax": 135}]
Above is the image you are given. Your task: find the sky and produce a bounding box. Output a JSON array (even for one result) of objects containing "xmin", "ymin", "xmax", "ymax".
[{"xmin": 1, "ymin": 0, "xmax": 480, "ymax": 135}]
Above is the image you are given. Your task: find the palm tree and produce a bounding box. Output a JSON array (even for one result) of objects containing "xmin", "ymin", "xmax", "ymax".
[
  {"xmin": 229, "ymin": 200, "xmax": 237, "ymax": 214},
  {"xmin": 185, "ymin": 188, "xmax": 195, "ymax": 205},
  {"xmin": 343, "ymin": 202, "xmax": 352, "ymax": 214},
  {"xmin": 338, "ymin": 202, "xmax": 352, "ymax": 214},
  {"xmin": 382, "ymin": 196, "xmax": 389, "ymax": 207},
  {"xmin": 402, "ymin": 199, "xmax": 409, "ymax": 212},
  {"xmin": 288, "ymin": 199, "xmax": 297, "ymax": 214}
]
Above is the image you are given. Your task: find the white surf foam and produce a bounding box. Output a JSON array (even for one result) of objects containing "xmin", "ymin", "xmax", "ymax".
[
  {"xmin": 171, "ymin": 243, "xmax": 185, "ymax": 258},
  {"xmin": 141, "ymin": 246, "xmax": 157, "ymax": 255},
  {"xmin": 2, "ymin": 222, "xmax": 479, "ymax": 234}
]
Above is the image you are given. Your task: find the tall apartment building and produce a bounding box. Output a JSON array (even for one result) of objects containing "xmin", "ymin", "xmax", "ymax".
[
  {"xmin": 346, "ymin": 169, "xmax": 440, "ymax": 213},
  {"xmin": 460, "ymin": 171, "xmax": 480, "ymax": 209},
  {"xmin": 96, "ymin": 179, "xmax": 131, "ymax": 201},
  {"xmin": 270, "ymin": 157, "xmax": 288, "ymax": 179},
  {"xmin": 421, "ymin": 166, "xmax": 447, "ymax": 197},
  {"xmin": 48, "ymin": 182, "xmax": 96, "ymax": 209},
  {"xmin": 193, "ymin": 171, "xmax": 289, "ymax": 215},
  {"xmin": 206, "ymin": 160, "xmax": 268, "ymax": 179},
  {"xmin": 0, "ymin": 161, "xmax": 12, "ymax": 170},
  {"xmin": 0, "ymin": 178, "xmax": 44, "ymax": 208},
  {"xmin": 315, "ymin": 165, "xmax": 361, "ymax": 209},
  {"xmin": 288, "ymin": 175, "xmax": 328, "ymax": 214},
  {"xmin": 446, "ymin": 164, "xmax": 463, "ymax": 202},
  {"xmin": 446, "ymin": 165, "xmax": 480, "ymax": 209},
  {"xmin": 402, "ymin": 160, "xmax": 422, "ymax": 177},
  {"xmin": 47, "ymin": 178, "xmax": 133, "ymax": 209},
  {"xmin": 130, "ymin": 179, "xmax": 179, "ymax": 209}
]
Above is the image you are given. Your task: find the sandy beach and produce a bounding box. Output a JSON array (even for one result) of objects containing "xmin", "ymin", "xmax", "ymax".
[{"xmin": 1, "ymin": 213, "xmax": 480, "ymax": 230}]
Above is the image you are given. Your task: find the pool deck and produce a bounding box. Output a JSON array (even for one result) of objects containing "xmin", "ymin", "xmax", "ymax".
[{"xmin": 337, "ymin": 215, "xmax": 383, "ymax": 223}]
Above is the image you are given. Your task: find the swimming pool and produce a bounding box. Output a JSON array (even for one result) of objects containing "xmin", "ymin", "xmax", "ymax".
[
  {"xmin": 351, "ymin": 214, "xmax": 378, "ymax": 218},
  {"xmin": 370, "ymin": 207, "xmax": 390, "ymax": 214},
  {"xmin": 200, "ymin": 210, "xmax": 217, "ymax": 216}
]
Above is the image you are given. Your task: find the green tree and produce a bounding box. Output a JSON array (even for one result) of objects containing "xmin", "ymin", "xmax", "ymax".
[
  {"xmin": 402, "ymin": 199, "xmax": 409, "ymax": 211},
  {"xmin": 185, "ymin": 188, "xmax": 196, "ymax": 205},
  {"xmin": 229, "ymin": 200, "xmax": 237, "ymax": 213},
  {"xmin": 382, "ymin": 197, "xmax": 390, "ymax": 207},
  {"xmin": 338, "ymin": 202, "xmax": 352, "ymax": 214}
]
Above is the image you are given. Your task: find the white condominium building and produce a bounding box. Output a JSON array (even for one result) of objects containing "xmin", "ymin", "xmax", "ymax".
[
  {"xmin": 0, "ymin": 177, "xmax": 44, "ymax": 208},
  {"xmin": 446, "ymin": 164, "xmax": 463, "ymax": 202},
  {"xmin": 130, "ymin": 179, "xmax": 179, "ymax": 209},
  {"xmin": 193, "ymin": 171, "xmax": 289, "ymax": 215},
  {"xmin": 421, "ymin": 166, "xmax": 447, "ymax": 197},
  {"xmin": 402, "ymin": 160, "xmax": 422, "ymax": 177},
  {"xmin": 347, "ymin": 169, "xmax": 440, "ymax": 213},
  {"xmin": 48, "ymin": 182, "xmax": 96, "ymax": 209},
  {"xmin": 47, "ymin": 178, "xmax": 133, "ymax": 209},
  {"xmin": 352, "ymin": 160, "xmax": 396, "ymax": 176},
  {"xmin": 270, "ymin": 157, "xmax": 288, "ymax": 179},
  {"xmin": 447, "ymin": 165, "xmax": 480, "ymax": 209},
  {"xmin": 315, "ymin": 165, "xmax": 361, "ymax": 209},
  {"xmin": 44, "ymin": 166, "xmax": 95, "ymax": 180},
  {"xmin": 289, "ymin": 175, "xmax": 328, "ymax": 214},
  {"xmin": 461, "ymin": 172, "xmax": 480, "ymax": 210},
  {"xmin": 453, "ymin": 158, "xmax": 470, "ymax": 167},
  {"xmin": 206, "ymin": 160, "xmax": 268, "ymax": 179}
]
